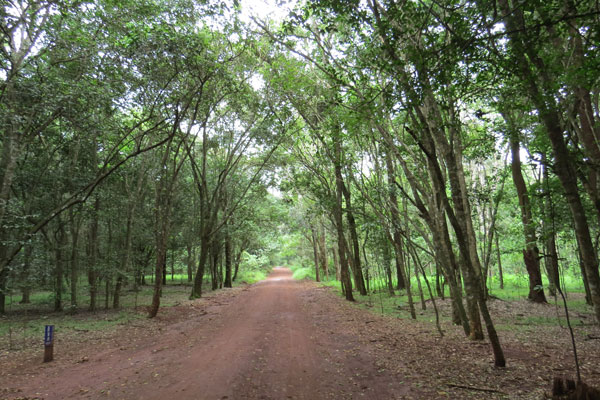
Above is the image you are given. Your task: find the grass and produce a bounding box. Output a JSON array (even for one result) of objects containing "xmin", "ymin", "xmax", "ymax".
[
  {"xmin": 291, "ymin": 267, "xmax": 314, "ymax": 280},
  {"xmin": 0, "ymin": 309, "xmax": 144, "ymax": 339},
  {"xmin": 288, "ymin": 263, "xmax": 338, "ymax": 282},
  {"xmin": 4, "ymin": 283, "xmax": 194, "ymax": 314},
  {"xmin": 0, "ymin": 269, "xmax": 273, "ymax": 351},
  {"xmin": 0, "ymin": 280, "xmax": 223, "ymax": 351},
  {"xmin": 2, "ymin": 265, "xmax": 592, "ymax": 351},
  {"xmin": 311, "ymin": 271, "xmax": 594, "ymax": 332},
  {"xmin": 235, "ymin": 268, "xmax": 269, "ymax": 284}
]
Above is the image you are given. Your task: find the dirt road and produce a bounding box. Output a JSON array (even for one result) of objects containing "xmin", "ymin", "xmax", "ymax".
[{"xmin": 6, "ymin": 268, "xmax": 410, "ymax": 399}]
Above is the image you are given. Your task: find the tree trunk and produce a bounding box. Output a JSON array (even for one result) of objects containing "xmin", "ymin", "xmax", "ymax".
[
  {"xmin": 54, "ymin": 223, "xmax": 67, "ymax": 312},
  {"xmin": 69, "ymin": 209, "xmax": 81, "ymax": 309},
  {"xmin": 414, "ymin": 259, "xmax": 426, "ymax": 311},
  {"xmin": 19, "ymin": 244, "xmax": 32, "ymax": 304},
  {"xmin": 149, "ymin": 235, "xmax": 167, "ymax": 318},
  {"xmin": 162, "ymin": 253, "xmax": 168, "ymax": 285},
  {"xmin": 88, "ymin": 196, "xmax": 100, "ymax": 312},
  {"xmin": 191, "ymin": 236, "xmax": 210, "ymax": 298},
  {"xmin": 149, "ymin": 134, "xmax": 181, "ymax": 318},
  {"xmin": 435, "ymin": 216, "xmax": 470, "ymax": 334},
  {"xmin": 186, "ymin": 245, "xmax": 195, "ymax": 283},
  {"xmin": 332, "ymin": 246, "xmax": 340, "ymax": 281},
  {"xmin": 495, "ymin": 232, "xmax": 504, "ymax": 290},
  {"xmin": 0, "ymin": 268, "xmax": 8, "ymax": 313},
  {"xmin": 232, "ymin": 245, "xmax": 244, "ymax": 282},
  {"xmin": 342, "ymin": 183, "xmax": 367, "ymax": 295},
  {"xmin": 508, "ymin": 131, "xmax": 546, "ymax": 303},
  {"xmin": 317, "ymin": 222, "xmax": 328, "ymax": 280},
  {"xmin": 0, "ymin": 124, "xmax": 20, "ymax": 314},
  {"xmin": 382, "ymin": 240, "xmax": 395, "ymax": 296},
  {"xmin": 334, "ymin": 134, "xmax": 354, "ymax": 301},
  {"xmin": 104, "ymin": 278, "xmax": 110, "ymax": 310},
  {"xmin": 435, "ymin": 261, "xmax": 443, "ymax": 299},
  {"xmin": 393, "ymin": 238, "xmax": 416, "ymax": 319},
  {"xmin": 224, "ymin": 227, "xmax": 233, "ymax": 288},
  {"xmin": 542, "ymin": 154, "xmax": 560, "ymax": 296},
  {"xmin": 311, "ymin": 228, "xmax": 321, "ymax": 282},
  {"xmin": 210, "ymin": 239, "xmax": 222, "ymax": 291},
  {"xmin": 385, "ymin": 151, "xmax": 406, "ymax": 290},
  {"xmin": 113, "ymin": 275, "xmax": 123, "ymax": 309}
]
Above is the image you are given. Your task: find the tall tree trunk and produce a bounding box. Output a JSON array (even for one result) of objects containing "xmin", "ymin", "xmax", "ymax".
[
  {"xmin": 495, "ymin": 232, "xmax": 504, "ymax": 290},
  {"xmin": 162, "ymin": 252, "xmax": 168, "ymax": 285},
  {"xmin": 191, "ymin": 236, "xmax": 210, "ymax": 298},
  {"xmin": 69, "ymin": 209, "xmax": 81, "ymax": 309},
  {"xmin": 434, "ymin": 216, "xmax": 470, "ymax": 334},
  {"xmin": 149, "ymin": 135, "xmax": 181, "ymax": 318},
  {"xmin": 54, "ymin": 223, "xmax": 67, "ymax": 312},
  {"xmin": 334, "ymin": 137, "xmax": 354, "ymax": 301},
  {"xmin": 116, "ymin": 164, "xmax": 146, "ymax": 309},
  {"xmin": 317, "ymin": 222, "xmax": 328, "ymax": 279},
  {"xmin": 0, "ymin": 266, "xmax": 8, "ymax": 314},
  {"xmin": 420, "ymin": 136, "xmax": 479, "ymax": 338},
  {"xmin": 186, "ymin": 245, "xmax": 195, "ymax": 283},
  {"xmin": 0, "ymin": 129, "xmax": 20, "ymax": 314},
  {"xmin": 88, "ymin": 196, "xmax": 100, "ymax": 312},
  {"xmin": 332, "ymin": 246, "xmax": 340, "ymax": 281},
  {"xmin": 113, "ymin": 275, "xmax": 123, "ymax": 309},
  {"xmin": 342, "ymin": 182, "xmax": 367, "ymax": 295},
  {"xmin": 408, "ymin": 246, "xmax": 426, "ymax": 310},
  {"xmin": 210, "ymin": 239, "xmax": 221, "ymax": 291},
  {"xmin": 430, "ymin": 149, "xmax": 505, "ymax": 364},
  {"xmin": 394, "ymin": 238, "xmax": 416, "ymax": 319},
  {"xmin": 149, "ymin": 234, "xmax": 168, "ymax": 318},
  {"xmin": 232, "ymin": 244, "xmax": 244, "ymax": 282},
  {"xmin": 508, "ymin": 131, "xmax": 546, "ymax": 303},
  {"xmin": 20, "ymin": 244, "xmax": 32, "ymax": 304},
  {"xmin": 382, "ymin": 240, "xmax": 395, "ymax": 296},
  {"xmin": 311, "ymin": 228, "xmax": 321, "ymax": 282},
  {"xmin": 542, "ymin": 154, "xmax": 560, "ymax": 296},
  {"xmin": 224, "ymin": 227, "xmax": 233, "ymax": 288},
  {"xmin": 385, "ymin": 151, "xmax": 406, "ymax": 290}
]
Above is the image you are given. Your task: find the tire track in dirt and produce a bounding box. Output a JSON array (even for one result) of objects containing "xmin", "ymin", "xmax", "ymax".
[{"xmin": 7, "ymin": 267, "xmax": 411, "ymax": 399}]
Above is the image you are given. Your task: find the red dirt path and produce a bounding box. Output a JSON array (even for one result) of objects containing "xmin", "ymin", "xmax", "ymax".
[{"xmin": 3, "ymin": 267, "xmax": 412, "ymax": 399}]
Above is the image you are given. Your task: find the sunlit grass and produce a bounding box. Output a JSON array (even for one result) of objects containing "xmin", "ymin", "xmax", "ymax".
[{"xmin": 235, "ymin": 269, "xmax": 269, "ymax": 284}]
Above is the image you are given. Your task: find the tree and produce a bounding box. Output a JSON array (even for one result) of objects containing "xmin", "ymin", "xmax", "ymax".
[{"xmin": 492, "ymin": 0, "xmax": 600, "ymax": 324}]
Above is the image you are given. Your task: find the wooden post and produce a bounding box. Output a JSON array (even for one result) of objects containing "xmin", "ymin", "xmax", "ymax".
[{"xmin": 43, "ymin": 325, "xmax": 54, "ymax": 362}]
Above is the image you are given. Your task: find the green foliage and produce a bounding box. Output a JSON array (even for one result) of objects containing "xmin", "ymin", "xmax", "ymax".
[
  {"xmin": 235, "ymin": 251, "xmax": 272, "ymax": 284},
  {"xmin": 235, "ymin": 269, "xmax": 269, "ymax": 284},
  {"xmin": 290, "ymin": 265, "xmax": 315, "ymax": 280}
]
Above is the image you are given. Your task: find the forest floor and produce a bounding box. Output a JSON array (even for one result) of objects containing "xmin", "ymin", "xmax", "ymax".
[{"xmin": 1, "ymin": 267, "xmax": 599, "ymax": 400}]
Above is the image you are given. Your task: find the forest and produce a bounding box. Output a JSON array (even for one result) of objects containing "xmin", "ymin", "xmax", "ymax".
[{"xmin": 1, "ymin": 0, "xmax": 600, "ymax": 398}]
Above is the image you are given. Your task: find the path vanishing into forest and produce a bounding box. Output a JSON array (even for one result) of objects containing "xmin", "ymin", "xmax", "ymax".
[
  {"xmin": 4, "ymin": 268, "xmax": 412, "ymax": 399},
  {"xmin": 6, "ymin": 267, "xmax": 597, "ymax": 400}
]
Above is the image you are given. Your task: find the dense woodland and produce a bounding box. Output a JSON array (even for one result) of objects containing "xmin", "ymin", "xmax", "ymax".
[{"xmin": 1, "ymin": 0, "xmax": 600, "ymax": 372}]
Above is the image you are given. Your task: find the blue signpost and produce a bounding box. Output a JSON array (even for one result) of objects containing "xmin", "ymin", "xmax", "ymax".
[{"xmin": 44, "ymin": 325, "xmax": 54, "ymax": 362}]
